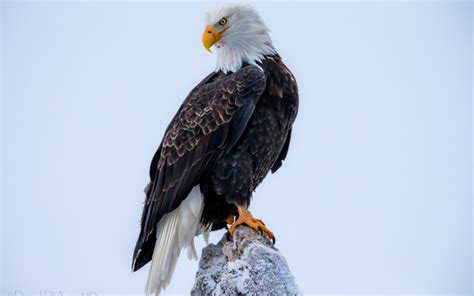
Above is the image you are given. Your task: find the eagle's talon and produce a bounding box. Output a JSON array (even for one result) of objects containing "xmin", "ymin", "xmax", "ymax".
[{"xmin": 226, "ymin": 206, "xmax": 274, "ymax": 243}]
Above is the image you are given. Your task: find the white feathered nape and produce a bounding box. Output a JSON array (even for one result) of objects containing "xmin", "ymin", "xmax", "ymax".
[{"xmin": 145, "ymin": 186, "xmax": 210, "ymax": 295}]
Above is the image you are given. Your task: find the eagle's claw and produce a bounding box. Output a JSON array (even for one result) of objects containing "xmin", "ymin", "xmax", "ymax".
[{"xmin": 227, "ymin": 206, "xmax": 275, "ymax": 244}]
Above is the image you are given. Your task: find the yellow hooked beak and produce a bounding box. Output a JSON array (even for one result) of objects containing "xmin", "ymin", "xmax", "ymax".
[{"xmin": 202, "ymin": 25, "xmax": 228, "ymax": 53}]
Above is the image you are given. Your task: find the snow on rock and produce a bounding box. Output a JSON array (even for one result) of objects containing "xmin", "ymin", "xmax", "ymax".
[{"xmin": 191, "ymin": 225, "xmax": 300, "ymax": 295}]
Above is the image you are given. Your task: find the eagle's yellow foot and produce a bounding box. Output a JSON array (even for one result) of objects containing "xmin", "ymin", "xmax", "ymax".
[{"xmin": 227, "ymin": 206, "xmax": 275, "ymax": 244}]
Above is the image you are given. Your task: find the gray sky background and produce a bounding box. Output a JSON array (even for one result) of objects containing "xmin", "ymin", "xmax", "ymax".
[{"xmin": 2, "ymin": 1, "xmax": 472, "ymax": 295}]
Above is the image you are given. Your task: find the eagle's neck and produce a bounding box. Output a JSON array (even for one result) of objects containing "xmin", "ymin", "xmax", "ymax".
[{"xmin": 215, "ymin": 33, "xmax": 276, "ymax": 74}]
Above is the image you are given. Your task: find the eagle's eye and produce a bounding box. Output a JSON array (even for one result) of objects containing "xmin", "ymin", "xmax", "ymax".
[{"xmin": 218, "ymin": 17, "xmax": 227, "ymax": 26}]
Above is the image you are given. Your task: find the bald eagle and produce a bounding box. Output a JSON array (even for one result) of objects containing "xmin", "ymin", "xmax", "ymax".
[{"xmin": 132, "ymin": 4, "xmax": 298, "ymax": 294}]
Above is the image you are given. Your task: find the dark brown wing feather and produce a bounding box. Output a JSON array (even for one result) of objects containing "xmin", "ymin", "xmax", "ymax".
[
  {"xmin": 132, "ymin": 66, "xmax": 266, "ymax": 271},
  {"xmin": 271, "ymin": 128, "xmax": 292, "ymax": 173},
  {"xmin": 268, "ymin": 55, "xmax": 298, "ymax": 174}
]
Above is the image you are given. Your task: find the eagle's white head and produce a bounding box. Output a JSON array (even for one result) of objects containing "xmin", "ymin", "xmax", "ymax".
[{"xmin": 203, "ymin": 4, "xmax": 276, "ymax": 74}]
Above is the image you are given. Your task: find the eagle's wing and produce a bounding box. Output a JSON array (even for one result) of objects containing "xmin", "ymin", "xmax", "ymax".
[
  {"xmin": 271, "ymin": 73, "xmax": 298, "ymax": 173},
  {"xmin": 132, "ymin": 65, "xmax": 266, "ymax": 271},
  {"xmin": 271, "ymin": 128, "xmax": 292, "ymax": 173}
]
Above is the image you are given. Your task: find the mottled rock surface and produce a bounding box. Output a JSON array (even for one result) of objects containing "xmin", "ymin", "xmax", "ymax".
[{"xmin": 191, "ymin": 226, "xmax": 300, "ymax": 295}]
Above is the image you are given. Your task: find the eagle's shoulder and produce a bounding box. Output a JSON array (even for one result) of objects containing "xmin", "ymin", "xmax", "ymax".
[{"xmin": 160, "ymin": 65, "xmax": 265, "ymax": 167}]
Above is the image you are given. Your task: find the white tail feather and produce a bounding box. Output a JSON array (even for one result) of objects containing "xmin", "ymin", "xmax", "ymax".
[{"xmin": 144, "ymin": 186, "xmax": 209, "ymax": 295}]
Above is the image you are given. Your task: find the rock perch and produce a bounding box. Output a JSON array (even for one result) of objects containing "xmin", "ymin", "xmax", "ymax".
[{"xmin": 191, "ymin": 226, "xmax": 300, "ymax": 295}]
